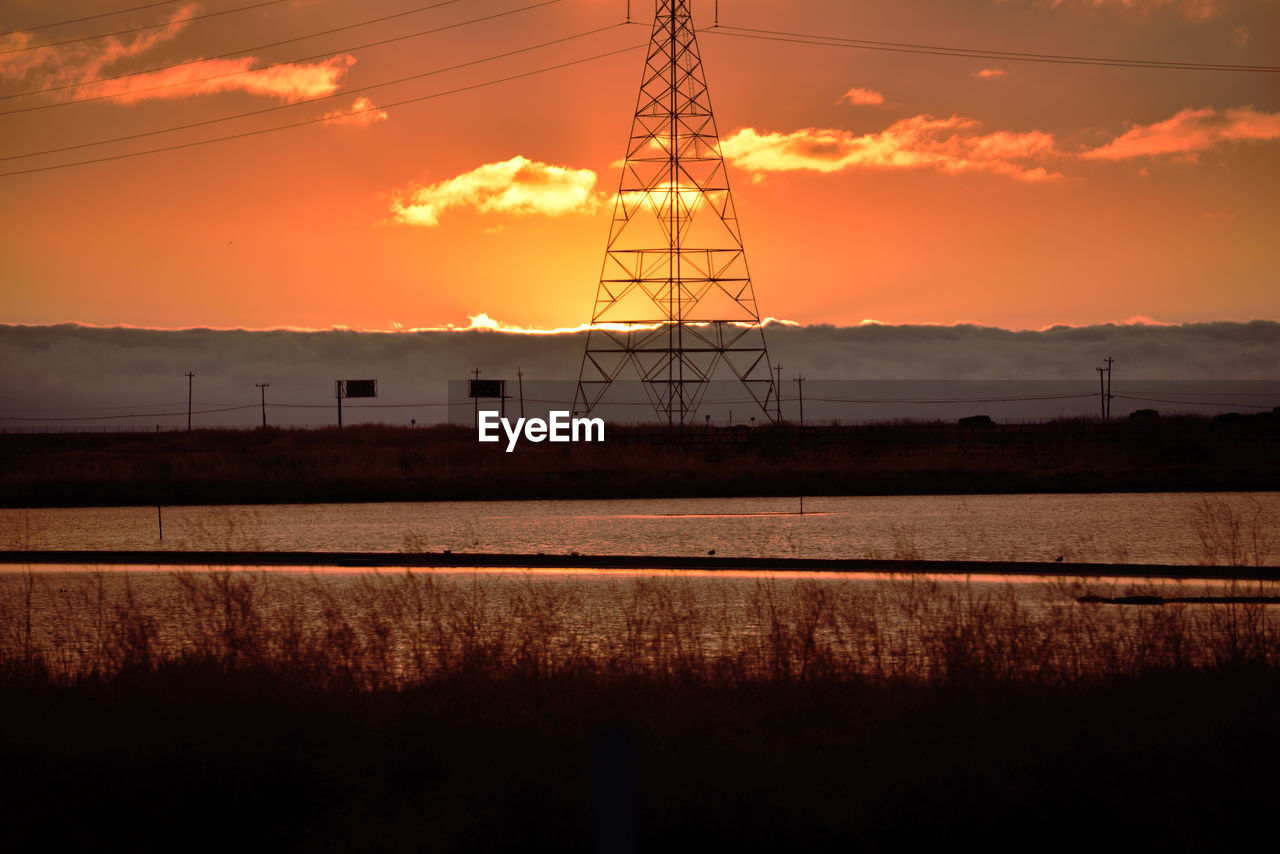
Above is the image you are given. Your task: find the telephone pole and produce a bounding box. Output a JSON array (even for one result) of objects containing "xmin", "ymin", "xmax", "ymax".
[
  {"xmin": 795, "ymin": 375, "xmax": 805, "ymax": 428},
  {"xmin": 1096, "ymin": 357, "xmax": 1115, "ymax": 421},
  {"xmin": 256, "ymin": 382, "xmax": 269, "ymax": 428},
  {"xmin": 775, "ymin": 364, "xmax": 783, "ymax": 423},
  {"xmin": 1096, "ymin": 367, "xmax": 1106, "ymax": 421},
  {"xmin": 1104, "ymin": 356, "xmax": 1114, "ymax": 421},
  {"xmin": 185, "ymin": 371, "xmax": 195, "ymax": 431},
  {"xmin": 517, "ymin": 368, "xmax": 525, "ymax": 419}
]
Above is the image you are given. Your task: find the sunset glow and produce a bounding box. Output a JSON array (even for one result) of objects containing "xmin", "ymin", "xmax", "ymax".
[{"xmin": 0, "ymin": 0, "xmax": 1276, "ymax": 331}]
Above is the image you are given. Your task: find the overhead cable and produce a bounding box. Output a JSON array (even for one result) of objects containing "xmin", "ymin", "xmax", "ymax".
[
  {"xmin": 0, "ymin": 0, "xmax": 179, "ymax": 37},
  {"xmin": 0, "ymin": 0, "xmax": 480, "ymax": 108},
  {"xmin": 0, "ymin": 0, "xmax": 290, "ymax": 54},
  {"xmin": 702, "ymin": 23, "xmax": 1280, "ymax": 73},
  {"xmin": 0, "ymin": 38, "xmax": 645, "ymax": 178},
  {"xmin": 1, "ymin": 21, "xmax": 626, "ymax": 165}
]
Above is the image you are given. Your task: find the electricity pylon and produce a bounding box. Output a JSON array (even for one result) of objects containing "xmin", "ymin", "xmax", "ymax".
[{"xmin": 573, "ymin": 0, "xmax": 777, "ymax": 425}]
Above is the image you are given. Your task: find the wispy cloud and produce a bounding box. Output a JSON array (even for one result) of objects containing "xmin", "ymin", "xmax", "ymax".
[
  {"xmin": 1082, "ymin": 106, "xmax": 1280, "ymax": 160},
  {"xmin": 323, "ymin": 96, "xmax": 388, "ymax": 126},
  {"xmin": 973, "ymin": 68, "xmax": 1007, "ymax": 79},
  {"xmin": 840, "ymin": 87, "xmax": 885, "ymax": 106},
  {"xmin": 1, "ymin": 4, "xmax": 354, "ymax": 104},
  {"xmin": 1019, "ymin": 0, "xmax": 1224, "ymax": 23},
  {"xmin": 390, "ymin": 156, "xmax": 601, "ymax": 228},
  {"xmin": 720, "ymin": 116, "xmax": 1059, "ymax": 182},
  {"xmin": 77, "ymin": 55, "xmax": 354, "ymax": 103},
  {"xmin": 0, "ymin": 3, "xmax": 198, "ymax": 84}
]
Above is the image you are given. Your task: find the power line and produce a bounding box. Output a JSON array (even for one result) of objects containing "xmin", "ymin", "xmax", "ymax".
[
  {"xmin": 3, "ymin": 392, "xmax": 1273, "ymax": 421},
  {"xmin": 0, "ymin": 404, "xmax": 261, "ymax": 421},
  {"xmin": 0, "ymin": 0, "xmax": 290, "ymax": 55},
  {"xmin": 702, "ymin": 24, "xmax": 1280, "ymax": 73},
  {"xmin": 2, "ymin": 19, "xmax": 621, "ymax": 163},
  {"xmin": 0, "ymin": 32, "xmax": 641, "ymax": 177},
  {"xmin": 0, "ymin": 0, "xmax": 179, "ymax": 37},
  {"xmin": 1, "ymin": 10, "xmax": 593, "ymax": 162},
  {"xmin": 0, "ymin": 0, "xmax": 471, "ymax": 109},
  {"xmin": 0, "ymin": 2, "xmax": 564, "ymax": 136},
  {"xmin": 1111, "ymin": 394, "xmax": 1274, "ymax": 410}
]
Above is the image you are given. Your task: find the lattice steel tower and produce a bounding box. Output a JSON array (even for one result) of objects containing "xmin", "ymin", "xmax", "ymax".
[{"xmin": 573, "ymin": 0, "xmax": 777, "ymax": 425}]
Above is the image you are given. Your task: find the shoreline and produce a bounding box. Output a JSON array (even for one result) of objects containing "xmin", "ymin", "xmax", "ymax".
[{"xmin": 4, "ymin": 549, "xmax": 1278, "ymax": 580}]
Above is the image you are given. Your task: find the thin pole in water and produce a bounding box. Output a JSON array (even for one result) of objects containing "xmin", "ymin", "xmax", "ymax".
[{"xmin": 157, "ymin": 505, "xmax": 163, "ymax": 540}]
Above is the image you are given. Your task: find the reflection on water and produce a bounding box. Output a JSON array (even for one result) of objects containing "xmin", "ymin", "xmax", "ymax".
[{"xmin": 2, "ymin": 493, "xmax": 1277, "ymax": 566}]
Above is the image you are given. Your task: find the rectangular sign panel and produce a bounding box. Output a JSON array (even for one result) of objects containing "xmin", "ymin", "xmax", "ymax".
[
  {"xmin": 469, "ymin": 379, "xmax": 505, "ymax": 399},
  {"xmin": 344, "ymin": 379, "xmax": 377, "ymax": 398}
]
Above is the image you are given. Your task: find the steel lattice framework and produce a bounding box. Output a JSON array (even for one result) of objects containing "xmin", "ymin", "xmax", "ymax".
[{"xmin": 573, "ymin": 0, "xmax": 777, "ymax": 425}]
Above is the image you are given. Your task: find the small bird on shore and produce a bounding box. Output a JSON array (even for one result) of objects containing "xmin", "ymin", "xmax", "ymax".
[
  {"xmin": 708, "ymin": 549, "xmax": 716, "ymax": 555},
  {"xmin": 1054, "ymin": 555, "xmax": 1064, "ymax": 562}
]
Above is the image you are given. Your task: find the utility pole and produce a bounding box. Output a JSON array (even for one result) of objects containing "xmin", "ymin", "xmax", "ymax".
[
  {"xmin": 1096, "ymin": 357, "xmax": 1115, "ymax": 421},
  {"xmin": 795, "ymin": 375, "xmax": 805, "ymax": 428},
  {"xmin": 185, "ymin": 371, "xmax": 195, "ymax": 431},
  {"xmin": 775, "ymin": 363, "xmax": 783, "ymax": 423},
  {"xmin": 256, "ymin": 382, "xmax": 269, "ymax": 428},
  {"xmin": 1104, "ymin": 356, "xmax": 1114, "ymax": 421},
  {"xmin": 1096, "ymin": 366, "xmax": 1106, "ymax": 421},
  {"xmin": 471, "ymin": 368, "xmax": 482, "ymax": 430},
  {"xmin": 517, "ymin": 368, "xmax": 525, "ymax": 419}
]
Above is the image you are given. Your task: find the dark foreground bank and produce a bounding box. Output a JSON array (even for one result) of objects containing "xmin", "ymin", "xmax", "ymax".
[
  {"xmin": 4, "ymin": 665, "xmax": 1277, "ymax": 853},
  {"xmin": 4, "ymin": 566, "xmax": 1279, "ymax": 851},
  {"xmin": 3, "ymin": 415, "xmax": 1278, "ymax": 506}
]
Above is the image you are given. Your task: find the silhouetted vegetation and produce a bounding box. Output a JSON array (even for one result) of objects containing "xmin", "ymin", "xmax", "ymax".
[
  {"xmin": 3, "ymin": 570, "xmax": 1278, "ymax": 850},
  {"xmin": 3, "ymin": 414, "xmax": 1278, "ymax": 506}
]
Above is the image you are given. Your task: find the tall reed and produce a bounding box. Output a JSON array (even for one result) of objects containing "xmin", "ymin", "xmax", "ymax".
[{"xmin": 2, "ymin": 569, "xmax": 1277, "ymax": 690}]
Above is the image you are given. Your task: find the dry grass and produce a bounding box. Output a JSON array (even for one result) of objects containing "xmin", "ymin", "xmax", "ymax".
[
  {"xmin": 1192, "ymin": 494, "xmax": 1274, "ymax": 567},
  {"xmin": 4, "ymin": 569, "xmax": 1277, "ymax": 690}
]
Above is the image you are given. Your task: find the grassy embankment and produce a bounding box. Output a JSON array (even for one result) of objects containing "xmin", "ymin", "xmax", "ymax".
[
  {"xmin": 3, "ymin": 414, "xmax": 1278, "ymax": 506},
  {"xmin": 3, "ymin": 570, "xmax": 1279, "ymax": 850}
]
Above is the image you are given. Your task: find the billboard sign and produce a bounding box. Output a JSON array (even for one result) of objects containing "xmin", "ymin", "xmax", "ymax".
[
  {"xmin": 336, "ymin": 379, "xmax": 378, "ymax": 399},
  {"xmin": 469, "ymin": 379, "xmax": 505, "ymax": 399}
]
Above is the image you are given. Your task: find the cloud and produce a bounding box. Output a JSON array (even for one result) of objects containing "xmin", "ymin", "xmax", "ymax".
[
  {"xmin": 77, "ymin": 55, "xmax": 354, "ymax": 103},
  {"xmin": 720, "ymin": 116, "xmax": 1060, "ymax": 182},
  {"xmin": 1082, "ymin": 106, "xmax": 1280, "ymax": 160},
  {"xmin": 390, "ymin": 156, "xmax": 601, "ymax": 227},
  {"xmin": 0, "ymin": 3, "xmax": 197, "ymax": 84},
  {"xmin": 2, "ymin": 322, "xmax": 1276, "ymax": 429},
  {"xmin": 1020, "ymin": 1, "xmax": 1224, "ymax": 23},
  {"xmin": 323, "ymin": 96, "xmax": 388, "ymax": 126},
  {"xmin": 840, "ymin": 87, "xmax": 885, "ymax": 105},
  {"xmin": 973, "ymin": 68, "xmax": 1007, "ymax": 79},
  {"xmin": 1, "ymin": 5, "xmax": 354, "ymax": 104}
]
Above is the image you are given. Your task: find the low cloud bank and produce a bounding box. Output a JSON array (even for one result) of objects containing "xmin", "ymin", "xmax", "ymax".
[{"xmin": 1, "ymin": 321, "xmax": 1276, "ymax": 427}]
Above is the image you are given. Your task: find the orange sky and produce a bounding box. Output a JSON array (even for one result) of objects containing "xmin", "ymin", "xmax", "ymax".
[{"xmin": 1, "ymin": 0, "xmax": 1277, "ymax": 331}]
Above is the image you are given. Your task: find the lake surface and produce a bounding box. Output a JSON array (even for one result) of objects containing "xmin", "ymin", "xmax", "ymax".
[{"xmin": 2, "ymin": 492, "xmax": 1277, "ymax": 566}]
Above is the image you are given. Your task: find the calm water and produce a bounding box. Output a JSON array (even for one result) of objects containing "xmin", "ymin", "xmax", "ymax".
[{"xmin": 2, "ymin": 492, "xmax": 1277, "ymax": 565}]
